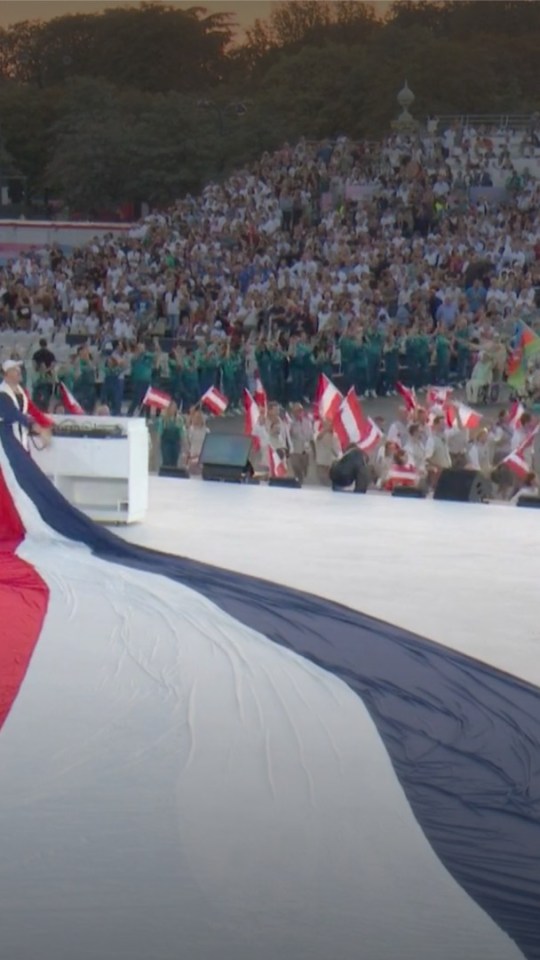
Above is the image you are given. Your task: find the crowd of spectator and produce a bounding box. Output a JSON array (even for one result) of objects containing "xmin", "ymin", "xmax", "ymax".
[{"xmin": 2, "ymin": 120, "xmax": 540, "ymax": 494}]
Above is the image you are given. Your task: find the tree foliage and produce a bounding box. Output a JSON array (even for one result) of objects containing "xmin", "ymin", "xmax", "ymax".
[{"xmin": 0, "ymin": 1, "xmax": 539, "ymax": 214}]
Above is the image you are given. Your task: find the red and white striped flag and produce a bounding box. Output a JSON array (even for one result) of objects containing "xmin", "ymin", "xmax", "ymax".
[
  {"xmin": 243, "ymin": 388, "xmax": 260, "ymax": 436},
  {"xmin": 427, "ymin": 386, "xmax": 453, "ymax": 408},
  {"xmin": 446, "ymin": 402, "xmax": 482, "ymax": 430},
  {"xmin": 315, "ymin": 373, "xmax": 343, "ymax": 423},
  {"xmin": 384, "ymin": 464, "xmax": 421, "ymax": 490},
  {"xmin": 253, "ymin": 374, "xmax": 267, "ymax": 412},
  {"xmin": 333, "ymin": 388, "xmax": 364, "ymax": 450},
  {"xmin": 501, "ymin": 450, "xmax": 530, "ymax": 480},
  {"xmin": 268, "ymin": 447, "xmax": 287, "ymax": 478},
  {"xmin": 508, "ymin": 400, "xmax": 525, "ymax": 430},
  {"xmin": 396, "ymin": 382, "xmax": 418, "ymax": 412},
  {"xmin": 333, "ymin": 389, "xmax": 383, "ymax": 454},
  {"xmin": 201, "ymin": 386, "xmax": 228, "ymax": 416},
  {"xmin": 142, "ymin": 386, "xmax": 172, "ymax": 410},
  {"xmin": 22, "ymin": 389, "xmax": 54, "ymax": 429},
  {"xmin": 359, "ymin": 417, "xmax": 384, "ymax": 454},
  {"xmin": 517, "ymin": 424, "xmax": 539, "ymax": 454},
  {"xmin": 59, "ymin": 382, "xmax": 85, "ymax": 415}
]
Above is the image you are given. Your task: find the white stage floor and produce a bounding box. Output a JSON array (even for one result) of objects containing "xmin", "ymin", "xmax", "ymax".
[
  {"xmin": 2, "ymin": 462, "xmax": 538, "ymax": 960},
  {"xmin": 121, "ymin": 477, "xmax": 540, "ymax": 688}
]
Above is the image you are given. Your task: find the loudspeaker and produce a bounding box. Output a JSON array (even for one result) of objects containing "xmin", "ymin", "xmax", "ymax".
[
  {"xmin": 158, "ymin": 466, "xmax": 190, "ymax": 479},
  {"xmin": 517, "ymin": 495, "xmax": 540, "ymax": 509},
  {"xmin": 392, "ymin": 486, "xmax": 426, "ymax": 498},
  {"xmin": 433, "ymin": 469, "xmax": 490, "ymax": 503},
  {"xmin": 268, "ymin": 477, "xmax": 302, "ymax": 489},
  {"xmin": 200, "ymin": 433, "xmax": 253, "ymax": 484}
]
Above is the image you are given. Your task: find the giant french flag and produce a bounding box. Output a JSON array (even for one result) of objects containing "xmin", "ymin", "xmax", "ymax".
[{"xmin": 0, "ymin": 422, "xmax": 538, "ymax": 960}]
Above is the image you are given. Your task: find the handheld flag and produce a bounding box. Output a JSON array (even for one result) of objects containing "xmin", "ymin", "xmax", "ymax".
[
  {"xmin": 446, "ymin": 402, "xmax": 482, "ymax": 430},
  {"xmin": 22, "ymin": 390, "xmax": 54, "ymax": 429},
  {"xmin": 253, "ymin": 374, "xmax": 267, "ymax": 412},
  {"xmin": 396, "ymin": 382, "xmax": 418, "ymax": 412},
  {"xmin": 268, "ymin": 447, "xmax": 288, "ymax": 478},
  {"xmin": 315, "ymin": 374, "xmax": 343, "ymax": 423},
  {"xmin": 201, "ymin": 386, "xmax": 228, "ymax": 416},
  {"xmin": 142, "ymin": 386, "xmax": 172, "ymax": 410},
  {"xmin": 58, "ymin": 382, "xmax": 84, "ymax": 415}
]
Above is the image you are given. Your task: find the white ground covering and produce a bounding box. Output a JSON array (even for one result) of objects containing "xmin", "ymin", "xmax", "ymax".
[{"xmin": 0, "ymin": 465, "xmax": 533, "ymax": 960}]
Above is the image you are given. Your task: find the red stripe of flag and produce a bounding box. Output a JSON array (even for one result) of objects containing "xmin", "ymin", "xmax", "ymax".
[{"xmin": 0, "ymin": 468, "xmax": 49, "ymax": 733}]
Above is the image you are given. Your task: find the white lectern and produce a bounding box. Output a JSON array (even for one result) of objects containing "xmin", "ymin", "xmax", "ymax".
[{"xmin": 33, "ymin": 415, "xmax": 149, "ymax": 524}]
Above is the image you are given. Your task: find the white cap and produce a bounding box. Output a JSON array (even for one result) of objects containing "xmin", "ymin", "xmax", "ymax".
[{"xmin": 2, "ymin": 359, "xmax": 22, "ymax": 373}]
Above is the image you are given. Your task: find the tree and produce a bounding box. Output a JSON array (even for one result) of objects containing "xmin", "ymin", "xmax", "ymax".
[
  {"xmin": 0, "ymin": 4, "xmax": 236, "ymax": 93},
  {"xmin": 0, "ymin": 83, "xmax": 59, "ymax": 201}
]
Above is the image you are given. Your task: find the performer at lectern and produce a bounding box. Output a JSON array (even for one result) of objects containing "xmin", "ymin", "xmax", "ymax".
[
  {"xmin": 0, "ymin": 359, "xmax": 50, "ymax": 451},
  {"xmin": 329, "ymin": 443, "xmax": 370, "ymax": 493}
]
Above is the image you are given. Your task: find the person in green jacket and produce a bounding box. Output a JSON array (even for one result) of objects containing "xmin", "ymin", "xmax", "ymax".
[
  {"xmin": 313, "ymin": 341, "xmax": 334, "ymax": 387},
  {"xmin": 416, "ymin": 328, "xmax": 432, "ymax": 388},
  {"xmin": 382, "ymin": 331, "xmax": 400, "ymax": 395},
  {"xmin": 57, "ymin": 356, "xmax": 76, "ymax": 393},
  {"xmin": 365, "ymin": 330, "xmax": 383, "ymax": 397},
  {"xmin": 287, "ymin": 335, "xmax": 306, "ymax": 404},
  {"xmin": 180, "ymin": 353, "xmax": 201, "ymax": 410},
  {"xmin": 351, "ymin": 334, "xmax": 368, "ymax": 397},
  {"xmin": 32, "ymin": 366, "xmax": 54, "ymax": 412},
  {"xmin": 128, "ymin": 341, "xmax": 155, "ymax": 415},
  {"xmin": 198, "ymin": 346, "xmax": 219, "ymax": 396},
  {"xmin": 434, "ymin": 330, "xmax": 451, "ymax": 384},
  {"xmin": 339, "ymin": 331, "xmax": 357, "ymax": 392},
  {"xmin": 453, "ymin": 318, "xmax": 472, "ymax": 384},
  {"xmin": 255, "ymin": 340, "xmax": 273, "ymax": 399},
  {"xmin": 156, "ymin": 402, "xmax": 185, "ymax": 468},
  {"xmin": 73, "ymin": 345, "xmax": 97, "ymax": 413},
  {"xmin": 220, "ymin": 344, "xmax": 245, "ymax": 410},
  {"xmin": 268, "ymin": 342, "xmax": 287, "ymax": 405}
]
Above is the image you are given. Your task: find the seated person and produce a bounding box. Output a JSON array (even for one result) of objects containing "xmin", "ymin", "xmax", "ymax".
[{"xmin": 329, "ymin": 443, "xmax": 370, "ymax": 493}]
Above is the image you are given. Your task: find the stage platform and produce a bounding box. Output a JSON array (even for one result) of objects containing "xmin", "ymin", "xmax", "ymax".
[
  {"xmin": 2, "ymin": 436, "xmax": 539, "ymax": 960},
  {"xmin": 120, "ymin": 477, "xmax": 540, "ymax": 687}
]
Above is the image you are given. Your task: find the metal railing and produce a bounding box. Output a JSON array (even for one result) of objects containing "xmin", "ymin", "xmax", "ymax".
[{"xmin": 432, "ymin": 114, "xmax": 538, "ymax": 132}]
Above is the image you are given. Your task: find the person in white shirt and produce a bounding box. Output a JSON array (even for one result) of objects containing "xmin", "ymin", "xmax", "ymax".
[
  {"xmin": 314, "ymin": 420, "xmax": 340, "ymax": 486},
  {"xmin": 467, "ymin": 429, "xmax": 492, "ymax": 476},
  {"xmin": 446, "ymin": 410, "xmax": 469, "ymax": 468},
  {"xmin": 387, "ymin": 407, "xmax": 409, "ymax": 449},
  {"xmin": 35, "ymin": 313, "xmax": 55, "ymax": 337},
  {"xmin": 427, "ymin": 416, "xmax": 452, "ymax": 483},
  {"xmin": 404, "ymin": 424, "xmax": 427, "ymax": 476},
  {"xmin": 511, "ymin": 412, "xmax": 534, "ymax": 452},
  {"xmin": 288, "ymin": 403, "xmax": 313, "ymax": 482}
]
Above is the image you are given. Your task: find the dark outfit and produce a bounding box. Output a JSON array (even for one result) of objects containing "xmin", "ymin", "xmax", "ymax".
[{"xmin": 329, "ymin": 447, "xmax": 370, "ymax": 493}]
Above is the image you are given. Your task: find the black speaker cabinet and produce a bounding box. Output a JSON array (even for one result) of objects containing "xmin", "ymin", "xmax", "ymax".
[
  {"xmin": 158, "ymin": 466, "xmax": 190, "ymax": 479},
  {"xmin": 200, "ymin": 433, "xmax": 253, "ymax": 484},
  {"xmin": 268, "ymin": 477, "xmax": 302, "ymax": 489},
  {"xmin": 392, "ymin": 486, "xmax": 426, "ymax": 498},
  {"xmin": 433, "ymin": 469, "xmax": 490, "ymax": 503},
  {"xmin": 517, "ymin": 495, "xmax": 540, "ymax": 509}
]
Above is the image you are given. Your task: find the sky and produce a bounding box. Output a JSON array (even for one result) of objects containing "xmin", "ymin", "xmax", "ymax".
[
  {"xmin": 0, "ymin": 1, "xmax": 391, "ymax": 36},
  {"xmin": 0, "ymin": 1, "xmax": 275, "ymax": 34}
]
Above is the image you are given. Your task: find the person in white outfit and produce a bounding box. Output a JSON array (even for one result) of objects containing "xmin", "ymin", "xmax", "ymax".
[
  {"xmin": 387, "ymin": 407, "xmax": 409, "ymax": 449},
  {"xmin": 0, "ymin": 359, "xmax": 50, "ymax": 451},
  {"xmin": 314, "ymin": 421, "xmax": 340, "ymax": 485},
  {"xmin": 467, "ymin": 429, "xmax": 492, "ymax": 476}
]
